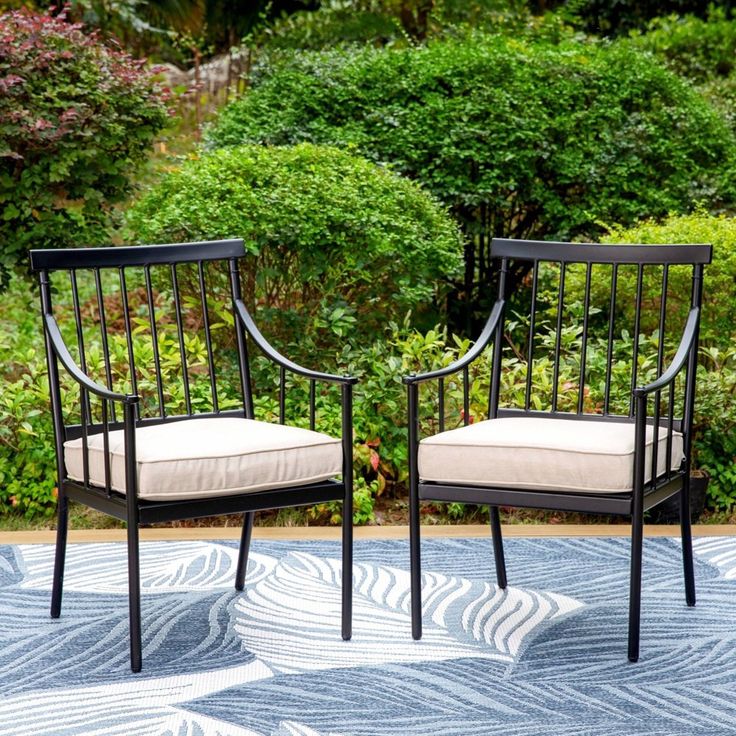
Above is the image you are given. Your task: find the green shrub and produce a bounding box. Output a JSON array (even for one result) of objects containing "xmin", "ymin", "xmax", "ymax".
[
  {"xmin": 627, "ymin": 10, "xmax": 736, "ymax": 132},
  {"xmin": 125, "ymin": 143, "xmax": 463, "ymax": 348},
  {"xmin": 0, "ymin": 7, "xmax": 169, "ymax": 285},
  {"xmin": 695, "ymin": 348, "xmax": 736, "ymax": 510},
  {"xmin": 602, "ymin": 213, "xmax": 736, "ymax": 351},
  {"xmin": 628, "ymin": 9, "xmax": 736, "ymax": 83},
  {"xmin": 210, "ymin": 34, "xmax": 736, "ymax": 322}
]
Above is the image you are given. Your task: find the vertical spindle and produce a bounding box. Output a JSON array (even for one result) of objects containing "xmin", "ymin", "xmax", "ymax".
[
  {"xmin": 438, "ymin": 377, "xmax": 445, "ymax": 433},
  {"xmin": 525, "ymin": 261, "xmax": 539, "ymax": 412},
  {"xmin": 144, "ymin": 265, "xmax": 166, "ymax": 418},
  {"xmin": 170, "ymin": 264, "xmax": 192, "ymax": 415},
  {"xmin": 630, "ymin": 264, "xmax": 644, "ymax": 416},
  {"xmin": 577, "ymin": 262, "xmax": 592, "ymax": 414},
  {"xmin": 463, "ymin": 366, "xmax": 470, "ymax": 426},
  {"xmin": 102, "ymin": 399, "xmax": 111, "ymax": 495},
  {"xmin": 118, "ymin": 268, "xmax": 139, "ymax": 418},
  {"xmin": 551, "ymin": 262, "xmax": 566, "ymax": 413},
  {"xmin": 94, "ymin": 269, "xmax": 116, "ymax": 423},
  {"xmin": 604, "ymin": 264, "xmax": 618, "ymax": 415},
  {"xmin": 279, "ymin": 366, "xmax": 286, "ymax": 424},
  {"xmin": 70, "ymin": 270, "xmax": 91, "ymax": 425},
  {"xmin": 198, "ymin": 261, "xmax": 219, "ymax": 413}
]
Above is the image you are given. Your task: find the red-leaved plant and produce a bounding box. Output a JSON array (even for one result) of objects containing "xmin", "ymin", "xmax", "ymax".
[{"xmin": 0, "ymin": 5, "xmax": 170, "ymax": 284}]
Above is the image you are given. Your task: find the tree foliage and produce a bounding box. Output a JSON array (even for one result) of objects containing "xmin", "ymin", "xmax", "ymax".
[{"xmin": 0, "ymin": 7, "xmax": 170, "ymax": 284}]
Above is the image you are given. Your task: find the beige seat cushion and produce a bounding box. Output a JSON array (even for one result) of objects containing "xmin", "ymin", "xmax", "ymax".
[
  {"xmin": 419, "ymin": 417, "xmax": 684, "ymax": 494},
  {"xmin": 64, "ymin": 417, "xmax": 343, "ymax": 501}
]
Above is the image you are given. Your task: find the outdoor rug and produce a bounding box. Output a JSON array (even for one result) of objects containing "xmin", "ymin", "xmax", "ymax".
[{"xmin": 1, "ymin": 536, "xmax": 736, "ymax": 736}]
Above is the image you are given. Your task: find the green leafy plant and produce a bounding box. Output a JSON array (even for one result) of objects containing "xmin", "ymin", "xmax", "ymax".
[{"xmin": 0, "ymin": 7, "xmax": 170, "ymax": 285}]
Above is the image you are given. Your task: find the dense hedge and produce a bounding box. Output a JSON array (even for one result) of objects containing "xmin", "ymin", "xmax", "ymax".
[
  {"xmin": 210, "ymin": 33, "xmax": 736, "ymax": 327},
  {"xmin": 213, "ymin": 34, "xmax": 734, "ymax": 238},
  {"xmin": 126, "ymin": 143, "xmax": 463, "ymax": 348},
  {"xmin": 0, "ymin": 8, "xmax": 169, "ymax": 285}
]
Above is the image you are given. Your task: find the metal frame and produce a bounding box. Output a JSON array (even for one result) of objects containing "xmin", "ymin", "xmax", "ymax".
[
  {"xmin": 404, "ymin": 238, "xmax": 712, "ymax": 662},
  {"xmin": 30, "ymin": 239, "xmax": 356, "ymax": 672}
]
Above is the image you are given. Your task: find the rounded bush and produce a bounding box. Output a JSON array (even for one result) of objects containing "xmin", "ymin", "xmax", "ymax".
[
  {"xmin": 603, "ymin": 213, "xmax": 736, "ymax": 350},
  {"xmin": 0, "ymin": 8, "xmax": 169, "ymax": 283},
  {"xmin": 125, "ymin": 144, "xmax": 463, "ymax": 347},
  {"xmin": 210, "ymin": 33, "xmax": 736, "ymax": 244}
]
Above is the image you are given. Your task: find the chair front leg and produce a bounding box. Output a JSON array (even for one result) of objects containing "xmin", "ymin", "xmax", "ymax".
[
  {"xmin": 342, "ymin": 481, "xmax": 353, "ymax": 641},
  {"xmin": 680, "ymin": 478, "xmax": 696, "ymax": 607},
  {"xmin": 127, "ymin": 516, "xmax": 142, "ymax": 673},
  {"xmin": 628, "ymin": 400, "xmax": 646, "ymax": 663},
  {"xmin": 123, "ymin": 402, "xmax": 142, "ymax": 673},
  {"xmin": 50, "ymin": 489, "xmax": 69, "ymax": 618},
  {"xmin": 235, "ymin": 512, "xmax": 254, "ymax": 591},
  {"xmin": 407, "ymin": 383, "xmax": 422, "ymax": 640},
  {"xmin": 341, "ymin": 382, "xmax": 354, "ymax": 641},
  {"xmin": 489, "ymin": 506, "xmax": 507, "ymax": 589}
]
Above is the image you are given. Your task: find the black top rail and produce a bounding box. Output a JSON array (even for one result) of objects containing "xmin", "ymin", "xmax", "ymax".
[
  {"xmin": 30, "ymin": 239, "xmax": 245, "ymax": 272},
  {"xmin": 491, "ymin": 239, "xmax": 713, "ymax": 265}
]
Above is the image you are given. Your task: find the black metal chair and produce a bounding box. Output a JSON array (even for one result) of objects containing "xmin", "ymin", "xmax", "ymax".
[
  {"xmin": 30, "ymin": 239, "xmax": 355, "ymax": 672},
  {"xmin": 405, "ymin": 238, "xmax": 711, "ymax": 662}
]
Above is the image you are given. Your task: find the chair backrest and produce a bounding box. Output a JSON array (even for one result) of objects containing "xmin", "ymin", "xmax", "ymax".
[
  {"xmin": 30, "ymin": 240, "xmax": 252, "ymax": 442},
  {"xmin": 487, "ymin": 239, "xmax": 711, "ymax": 430}
]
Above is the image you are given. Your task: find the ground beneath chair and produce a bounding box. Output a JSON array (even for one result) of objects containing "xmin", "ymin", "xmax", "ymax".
[{"xmin": 0, "ymin": 536, "xmax": 735, "ymax": 735}]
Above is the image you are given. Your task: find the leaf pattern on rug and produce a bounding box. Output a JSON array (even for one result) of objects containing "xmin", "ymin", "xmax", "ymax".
[
  {"xmin": 232, "ymin": 551, "xmax": 582, "ymax": 672},
  {"xmin": 18, "ymin": 542, "xmax": 276, "ymax": 593},
  {"xmin": 692, "ymin": 537, "xmax": 736, "ymax": 579}
]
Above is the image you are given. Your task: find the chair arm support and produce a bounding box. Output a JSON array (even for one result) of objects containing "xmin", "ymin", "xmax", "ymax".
[
  {"xmin": 402, "ymin": 299, "xmax": 504, "ymax": 385},
  {"xmin": 633, "ymin": 308, "xmax": 700, "ymax": 397},
  {"xmin": 234, "ymin": 300, "xmax": 357, "ymax": 385},
  {"xmin": 44, "ymin": 314, "xmax": 139, "ymax": 405}
]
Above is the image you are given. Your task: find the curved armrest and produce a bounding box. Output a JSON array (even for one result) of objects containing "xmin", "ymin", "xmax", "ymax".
[
  {"xmin": 402, "ymin": 299, "xmax": 505, "ymax": 385},
  {"xmin": 44, "ymin": 315, "xmax": 138, "ymax": 404},
  {"xmin": 234, "ymin": 300, "xmax": 357, "ymax": 385},
  {"xmin": 633, "ymin": 308, "xmax": 700, "ymax": 397}
]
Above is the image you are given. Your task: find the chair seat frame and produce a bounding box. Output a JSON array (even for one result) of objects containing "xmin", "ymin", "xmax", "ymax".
[
  {"xmin": 31, "ymin": 239, "xmax": 356, "ymax": 672},
  {"xmin": 404, "ymin": 238, "xmax": 711, "ymax": 662}
]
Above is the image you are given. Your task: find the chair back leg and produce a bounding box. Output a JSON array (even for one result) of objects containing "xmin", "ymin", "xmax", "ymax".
[
  {"xmin": 50, "ymin": 491, "xmax": 69, "ymax": 618},
  {"xmin": 680, "ymin": 481, "xmax": 697, "ymax": 607},
  {"xmin": 235, "ymin": 511, "xmax": 254, "ymax": 591},
  {"xmin": 127, "ymin": 519, "xmax": 142, "ymax": 673},
  {"xmin": 489, "ymin": 506, "xmax": 507, "ymax": 589}
]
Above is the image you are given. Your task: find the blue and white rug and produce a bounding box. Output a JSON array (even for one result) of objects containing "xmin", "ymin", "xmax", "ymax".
[{"xmin": 1, "ymin": 536, "xmax": 735, "ymax": 736}]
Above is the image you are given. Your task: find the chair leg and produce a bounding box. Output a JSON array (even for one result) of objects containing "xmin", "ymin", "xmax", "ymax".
[
  {"xmin": 489, "ymin": 506, "xmax": 507, "ymax": 589},
  {"xmin": 50, "ymin": 491, "xmax": 69, "ymax": 618},
  {"xmin": 680, "ymin": 481, "xmax": 696, "ymax": 607},
  {"xmin": 127, "ymin": 519, "xmax": 142, "ymax": 673},
  {"xmin": 342, "ymin": 485, "xmax": 353, "ymax": 641},
  {"xmin": 408, "ymin": 384, "xmax": 422, "ymax": 640},
  {"xmin": 627, "ymin": 504, "xmax": 644, "ymax": 663},
  {"xmin": 235, "ymin": 512, "xmax": 254, "ymax": 591}
]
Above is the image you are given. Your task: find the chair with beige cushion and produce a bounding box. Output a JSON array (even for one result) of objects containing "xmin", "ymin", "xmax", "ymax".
[
  {"xmin": 405, "ymin": 238, "xmax": 710, "ymax": 662},
  {"xmin": 31, "ymin": 239, "xmax": 355, "ymax": 672}
]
